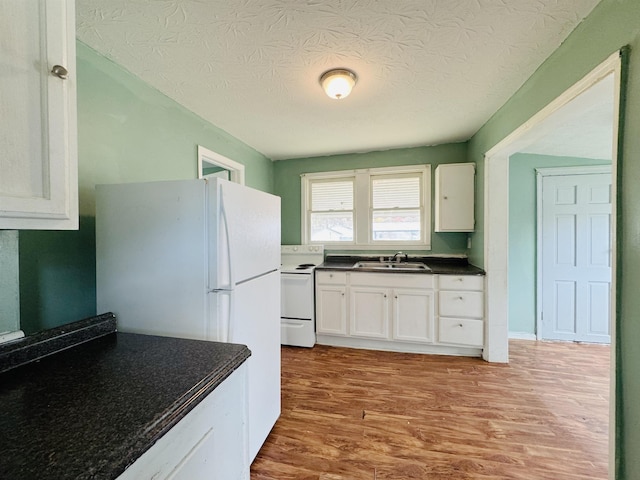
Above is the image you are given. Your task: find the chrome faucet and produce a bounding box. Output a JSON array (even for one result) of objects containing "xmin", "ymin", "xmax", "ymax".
[{"xmin": 392, "ymin": 251, "xmax": 409, "ymax": 263}]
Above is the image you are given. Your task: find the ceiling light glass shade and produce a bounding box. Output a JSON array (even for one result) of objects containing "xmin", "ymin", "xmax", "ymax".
[{"xmin": 320, "ymin": 69, "xmax": 357, "ymax": 99}]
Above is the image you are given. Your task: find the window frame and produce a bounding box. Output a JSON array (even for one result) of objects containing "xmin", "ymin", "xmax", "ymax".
[
  {"xmin": 307, "ymin": 175, "xmax": 356, "ymax": 243},
  {"xmin": 370, "ymin": 171, "xmax": 425, "ymax": 244},
  {"xmin": 301, "ymin": 165, "xmax": 431, "ymax": 250}
]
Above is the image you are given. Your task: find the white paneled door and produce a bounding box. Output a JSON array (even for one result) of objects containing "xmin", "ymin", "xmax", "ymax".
[{"xmin": 539, "ymin": 169, "xmax": 612, "ymax": 343}]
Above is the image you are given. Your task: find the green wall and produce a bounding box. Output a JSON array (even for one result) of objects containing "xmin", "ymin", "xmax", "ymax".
[
  {"xmin": 508, "ymin": 153, "xmax": 611, "ymax": 336},
  {"xmin": 466, "ymin": 0, "xmax": 640, "ymax": 476},
  {"xmin": 18, "ymin": 41, "xmax": 274, "ymax": 335},
  {"xmin": 75, "ymin": 41, "xmax": 274, "ymax": 214},
  {"xmin": 274, "ymin": 143, "xmax": 470, "ymax": 254},
  {"xmin": 0, "ymin": 232, "xmax": 19, "ymax": 334},
  {"xmin": 19, "ymin": 217, "xmax": 97, "ymax": 334}
]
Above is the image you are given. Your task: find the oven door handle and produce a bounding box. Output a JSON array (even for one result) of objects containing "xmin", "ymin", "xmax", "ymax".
[{"xmin": 280, "ymin": 272, "xmax": 313, "ymax": 281}]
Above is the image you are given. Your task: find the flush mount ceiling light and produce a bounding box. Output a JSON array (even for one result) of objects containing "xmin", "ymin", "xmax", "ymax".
[{"xmin": 320, "ymin": 68, "xmax": 357, "ymax": 100}]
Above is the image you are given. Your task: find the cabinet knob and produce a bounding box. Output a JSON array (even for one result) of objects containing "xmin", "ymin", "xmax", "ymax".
[{"xmin": 51, "ymin": 65, "xmax": 69, "ymax": 80}]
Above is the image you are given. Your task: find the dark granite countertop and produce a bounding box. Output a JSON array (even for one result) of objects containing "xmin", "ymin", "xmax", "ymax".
[
  {"xmin": 317, "ymin": 255, "xmax": 485, "ymax": 275},
  {"xmin": 0, "ymin": 314, "xmax": 250, "ymax": 480}
]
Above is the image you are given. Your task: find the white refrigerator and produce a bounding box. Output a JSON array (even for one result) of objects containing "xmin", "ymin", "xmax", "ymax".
[{"xmin": 96, "ymin": 178, "xmax": 281, "ymax": 462}]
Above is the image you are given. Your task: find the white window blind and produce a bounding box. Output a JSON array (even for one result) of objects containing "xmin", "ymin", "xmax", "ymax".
[
  {"xmin": 311, "ymin": 181, "xmax": 353, "ymax": 211},
  {"xmin": 371, "ymin": 175, "xmax": 422, "ymax": 241},
  {"xmin": 372, "ymin": 176, "xmax": 420, "ymax": 208},
  {"xmin": 309, "ymin": 179, "xmax": 354, "ymax": 242}
]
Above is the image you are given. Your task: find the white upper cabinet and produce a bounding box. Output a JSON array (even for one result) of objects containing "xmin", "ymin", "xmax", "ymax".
[
  {"xmin": 0, "ymin": 0, "xmax": 78, "ymax": 230},
  {"xmin": 434, "ymin": 163, "xmax": 475, "ymax": 232}
]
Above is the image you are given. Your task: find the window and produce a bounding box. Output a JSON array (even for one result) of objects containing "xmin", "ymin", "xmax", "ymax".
[
  {"xmin": 302, "ymin": 165, "xmax": 431, "ymax": 249},
  {"xmin": 371, "ymin": 174, "xmax": 422, "ymax": 241},
  {"xmin": 309, "ymin": 178, "xmax": 354, "ymax": 242}
]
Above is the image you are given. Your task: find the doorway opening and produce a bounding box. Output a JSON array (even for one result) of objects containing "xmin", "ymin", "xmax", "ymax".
[
  {"xmin": 197, "ymin": 145, "xmax": 246, "ymax": 184},
  {"xmin": 484, "ymin": 51, "xmax": 622, "ymax": 478}
]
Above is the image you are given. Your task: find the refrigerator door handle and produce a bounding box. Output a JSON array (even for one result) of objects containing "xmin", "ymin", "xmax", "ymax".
[
  {"xmin": 209, "ymin": 290, "xmax": 233, "ymax": 342},
  {"xmin": 218, "ymin": 187, "xmax": 235, "ymax": 289}
]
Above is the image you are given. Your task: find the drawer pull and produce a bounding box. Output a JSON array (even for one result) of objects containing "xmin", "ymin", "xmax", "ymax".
[{"xmin": 458, "ymin": 323, "xmax": 464, "ymax": 328}]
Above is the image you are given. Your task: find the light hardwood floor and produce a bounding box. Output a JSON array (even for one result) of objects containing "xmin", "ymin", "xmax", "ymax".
[{"xmin": 251, "ymin": 340, "xmax": 610, "ymax": 480}]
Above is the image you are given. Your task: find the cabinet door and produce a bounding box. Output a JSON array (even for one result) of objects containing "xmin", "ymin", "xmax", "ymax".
[
  {"xmin": 392, "ymin": 288, "xmax": 435, "ymax": 343},
  {"xmin": 0, "ymin": 0, "xmax": 78, "ymax": 229},
  {"xmin": 316, "ymin": 286, "xmax": 348, "ymax": 335},
  {"xmin": 434, "ymin": 163, "xmax": 474, "ymax": 232},
  {"xmin": 118, "ymin": 365, "xmax": 249, "ymax": 480},
  {"xmin": 349, "ymin": 286, "xmax": 389, "ymax": 339}
]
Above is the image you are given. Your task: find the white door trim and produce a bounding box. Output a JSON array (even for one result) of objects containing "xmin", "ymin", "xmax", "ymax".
[
  {"xmin": 483, "ymin": 50, "xmax": 621, "ymax": 480},
  {"xmin": 535, "ymin": 165, "xmax": 612, "ymax": 341},
  {"xmin": 197, "ymin": 145, "xmax": 246, "ymax": 185}
]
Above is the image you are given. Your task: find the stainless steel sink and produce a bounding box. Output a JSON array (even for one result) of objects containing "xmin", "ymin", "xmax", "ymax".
[{"xmin": 354, "ymin": 261, "xmax": 430, "ymax": 271}]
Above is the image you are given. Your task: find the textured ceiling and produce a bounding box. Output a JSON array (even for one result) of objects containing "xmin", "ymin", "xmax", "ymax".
[
  {"xmin": 522, "ymin": 73, "xmax": 614, "ymax": 160},
  {"xmin": 76, "ymin": 0, "xmax": 602, "ymax": 160}
]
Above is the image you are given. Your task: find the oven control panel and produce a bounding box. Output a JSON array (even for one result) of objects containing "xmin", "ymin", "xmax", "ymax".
[
  {"xmin": 280, "ymin": 245, "xmax": 325, "ymax": 274},
  {"xmin": 281, "ymin": 245, "xmax": 324, "ymax": 255}
]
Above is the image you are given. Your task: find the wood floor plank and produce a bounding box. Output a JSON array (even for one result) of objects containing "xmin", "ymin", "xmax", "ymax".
[{"xmin": 252, "ymin": 340, "xmax": 609, "ymax": 480}]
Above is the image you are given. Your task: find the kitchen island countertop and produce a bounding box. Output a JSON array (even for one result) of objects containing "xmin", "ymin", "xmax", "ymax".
[{"xmin": 0, "ymin": 313, "xmax": 250, "ymax": 480}]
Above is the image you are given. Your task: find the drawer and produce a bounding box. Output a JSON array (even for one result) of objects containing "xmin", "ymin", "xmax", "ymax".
[
  {"xmin": 350, "ymin": 272, "xmax": 434, "ymax": 289},
  {"xmin": 438, "ymin": 275, "xmax": 484, "ymax": 291},
  {"xmin": 438, "ymin": 317, "xmax": 484, "ymax": 347},
  {"xmin": 438, "ymin": 291, "xmax": 483, "ymax": 318},
  {"xmin": 316, "ymin": 270, "xmax": 347, "ymax": 285}
]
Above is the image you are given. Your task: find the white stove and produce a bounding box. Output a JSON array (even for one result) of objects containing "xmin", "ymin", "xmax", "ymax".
[
  {"xmin": 280, "ymin": 245, "xmax": 324, "ymax": 347},
  {"xmin": 280, "ymin": 244, "xmax": 324, "ymax": 273}
]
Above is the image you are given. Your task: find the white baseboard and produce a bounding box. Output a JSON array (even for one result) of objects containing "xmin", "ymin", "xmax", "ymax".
[{"xmin": 508, "ymin": 332, "xmax": 537, "ymax": 341}]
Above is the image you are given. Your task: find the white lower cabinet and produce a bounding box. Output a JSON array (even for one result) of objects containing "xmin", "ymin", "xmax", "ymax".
[
  {"xmin": 393, "ymin": 288, "xmax": 435, "ymax": 343},
  {"xmin": 349, "ymin": 272, "xmax": 434, "ymax": 345},
  {"xmin": 316, "ymin": 271, "xmax": 348, "ymax": 335},
  {"xmin": 350, "ymin": 286, "xmax": 390, "ymax": 339},
  {"xmin": 437, "ymin": 275, "xmax": 485, "ymax": 348},
  {"xmin": 438, "ymin": 290, "xmax": 484, "ymax": 318},
  {"xmin": 316, "ymin": 270, "xmax": 484, "ymax": 355},
  {"xmin": 117, "ymin": 364, "xmax": 249, "ymax": 480},
  {"xmin": 438, "ymin": 317, "xmax": 484, "ymax": 347}
]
